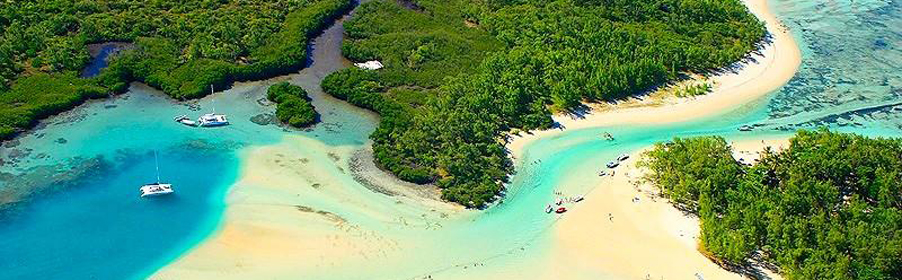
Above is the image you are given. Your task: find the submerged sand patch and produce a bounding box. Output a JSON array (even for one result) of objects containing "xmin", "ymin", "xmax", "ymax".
[{"xmin": 157, "ymin": 0, "xmax": 802, "ymax": 278}]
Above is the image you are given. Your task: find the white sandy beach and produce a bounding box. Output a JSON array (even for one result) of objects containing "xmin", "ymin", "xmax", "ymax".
[
  {"xmin": 508, "ymin": 0, "xmax": 801, "ymax": 157},
  {"xmin": 542, "ymin": 137, "xmax": 790, "ymax": 280},
  {"xmin": 503, "ymin": 0, "xmax": 802, "ymax": 277},
  {"xmin": 154, "ymin": 136, "xmax": 470, "ymax": 280},
  {"xmin": 155, "ymin": 0, "xmax": 802, "ymax": 279}
]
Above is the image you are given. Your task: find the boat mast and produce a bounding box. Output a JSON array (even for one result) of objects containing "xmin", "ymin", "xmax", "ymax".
[
  {"xmin": 154, "ymin": 151, "xmax": 161, "ymax": 183},
  {"xmin": 210, "ymin": 85, "xmax": 215, "ymax": 114}
]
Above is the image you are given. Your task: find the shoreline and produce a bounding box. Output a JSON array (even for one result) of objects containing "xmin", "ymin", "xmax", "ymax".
[
  {"xmin": 497, "ymin": 0, "xmax": 802, "ymax": 278},
  {"xmin": 545, "ymin": 136, "xmax": 791, "ymax": 280},
  {"xmin": 154, "ymin": 0, "xmax": 803, "ymax": 278},
  {"xmin": 507, "ymin": 0, "xmax": 801, "ymax": 159}
]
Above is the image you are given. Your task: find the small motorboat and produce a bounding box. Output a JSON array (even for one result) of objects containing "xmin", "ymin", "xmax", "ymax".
[
  {"xmin": 598, "ymin": 170, "xmax": 608, "ymax": 176},
  {"xmin": 573, "ymin": 196, "xmax": 584, "ymax": 203},
  {"xmin": 556, "ymin": 198, "xmax": 564, "ymax": 205},
  {"xmin": 555, "ymin": 207, "xmax": 567, "ymax": 214},
  {"xmin": 606, "ymin": 161, "xmax": 619, "ymax": 168},
  {"xmin": 617, "ymin": 154, "xmax": 630, "ymax": 162},
  {"xmin": 738, "ymin": 125, "xmax": 753, "ymax": 132},
  {"xmin": 545, "ymin": 204, "xmax": 554, "ymax": 213},
  {"xmin": 174, "ymin": 114, "xmax": 197, "ymax": 126}
]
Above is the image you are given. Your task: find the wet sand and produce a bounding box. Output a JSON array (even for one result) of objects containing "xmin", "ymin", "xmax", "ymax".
[
  {"xmin": 154, "ymin": 136, "xmax": 466, "ymax": 280},
  {"xmin": 508, "ymin": 0, "xmax": 801, "ymax": 158},
  {"xmin": 498, "ymin": 0, "xmax": 801, "ymax": 278},
  {"xmin": 156, "ymin": 0, "xmax": 802, "ymax": 278},
  {"xmin": 545, "ymin": 137, "xmax": 790, "ymax": 280}
]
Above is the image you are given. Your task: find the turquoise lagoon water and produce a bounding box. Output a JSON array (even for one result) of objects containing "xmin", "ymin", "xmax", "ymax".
[{"xmin": 1, "ymin": 0, "xmax": 901, "ymax": 279}]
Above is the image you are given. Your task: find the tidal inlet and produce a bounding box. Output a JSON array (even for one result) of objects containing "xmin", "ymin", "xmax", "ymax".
[{"xmin": 1, "ymin": 0, "xmax": 900, "ymax": 279}]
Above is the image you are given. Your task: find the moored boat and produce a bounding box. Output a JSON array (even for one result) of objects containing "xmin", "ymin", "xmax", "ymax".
[
  {"xmin": 140, "ymin": 183, "xmax": 174, "ymax": 197},
  {"xmin": 198, "ymin": 85, "xmax": 229, "ymax": 127},
  {"xmin": 197, "ymin": 113, "xmax": 228, "ymax": 127},
  {"xmin": 173, "ymin": 114, "xmax": 197, "ymax": 126},
  {"xmin": 738, "ymin": 125, "xmax": 753, "ymax": 131},
  {"xmin": 140, "ymin": 151, "xmax": 174, "ymax": 198}
]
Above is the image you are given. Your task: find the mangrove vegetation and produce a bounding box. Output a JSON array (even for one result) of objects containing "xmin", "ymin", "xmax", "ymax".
[
  {"xmin": 323, "ymin": 0, "xmax": 767, "ymax": 207},
  {"xmin": 0, "ymin": 0, "xmax": 352, "ymax": 139},
  {"xmin": 267, "ymin": 82, "xmax": 318, "ymax": 127}
]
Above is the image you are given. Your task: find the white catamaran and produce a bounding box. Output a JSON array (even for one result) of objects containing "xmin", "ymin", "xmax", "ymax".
[
  {"xmin": 140, "ymin": 151, "xmax": 174, "ymax": 197},
  {"xmin": 197, "ymin": 85, "xmax": 229, "ymax": 127}
]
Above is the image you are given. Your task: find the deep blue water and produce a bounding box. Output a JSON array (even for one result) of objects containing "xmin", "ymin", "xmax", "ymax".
[
  {"xmin": 0, "ymin": 149, "xmax": 237, "ymax": 279},
  {"xmin": 0, "ymin": 0, "xmax": 900, "ymax": 279}
]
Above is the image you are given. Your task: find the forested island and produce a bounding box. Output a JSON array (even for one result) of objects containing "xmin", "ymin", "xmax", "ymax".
[
  {"xmin": 323, "ymin": 0, "xmax": 766, "ymax": 207},
  {"xmin": 267, "ymin": 82, "xmax": 318, "ymax": 127},
  {"xmin": 0, "ymin": 0, "xmax": 352, "ymax": 139},
  {"xmin": 640, "ymin": 130, "xmax": 902, "ymax": 279}
]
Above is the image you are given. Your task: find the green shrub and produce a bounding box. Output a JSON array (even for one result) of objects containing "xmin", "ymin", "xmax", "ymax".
[
  {"xmin": 323, "ymin": 0, "xmax": 766, "ymax": 208},
  {"xmin": 640, "ymin": 130, "xmax": 902, "ymax": 279},
  {"xmin": 267, "ymin": 82, "xmax": 318, "ymax": 127},
  {"xmin": 0, "ymin": 0, "xmax": 353, "ymax": 139}
]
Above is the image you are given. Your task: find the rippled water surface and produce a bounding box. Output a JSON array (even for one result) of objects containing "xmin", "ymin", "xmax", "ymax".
[{"xmin": 762, "ymin": 0, "xmax": 902, "ymax": 135}]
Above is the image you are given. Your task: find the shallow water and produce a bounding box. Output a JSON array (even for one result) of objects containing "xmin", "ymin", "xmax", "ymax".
[{"xmin": 1, "ymin": 0, "xmax": 900, "ymax": 279}]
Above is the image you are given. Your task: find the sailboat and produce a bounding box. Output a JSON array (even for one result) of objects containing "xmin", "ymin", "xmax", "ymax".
[
  {"xmin": 140, "ymin": 151, "xmax": 174, "ymax": 197},
  {"xmin": 197, "ymin": 85, "xmax": 229, "ymax": 127}
]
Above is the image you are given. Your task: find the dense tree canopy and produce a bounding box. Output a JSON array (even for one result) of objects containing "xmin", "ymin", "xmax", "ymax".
[
  {"xmin": 640, "ymin": 130, "xmax": 902, "ymax": 279},
  {"xmin": 267, "ymin": 82, "xmax": 318, "ymax": 127},
  {"xmin": 323, "ymin": 0, "xmax": 766, "ymax": 207},
  {"xmin": 0, "ymin": 0, "xmax": 352, "ymax": 139}
]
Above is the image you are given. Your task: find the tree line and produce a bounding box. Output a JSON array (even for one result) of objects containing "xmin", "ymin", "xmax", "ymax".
[
  {"xmin": 323, "ymin": 0, "xmax": 766, "ymax": 207},
  {"xmin": 0, "ymin": 0, "xmax": 352, "ymax": 139},
  {"xmin": 640, "ymin": 129, "xmax": 901, "ymax": 279}
]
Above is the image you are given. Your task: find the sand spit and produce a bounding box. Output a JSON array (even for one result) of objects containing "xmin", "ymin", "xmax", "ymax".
[
  {"xmin": 157, "ymin": 0, "xmax": 802, "ymax": 278},
  {"xmin": 545, "ymin": 137, "xmax": 790, "ymax": 280},
  {"xmin": 154, "ymin": 136, "xmax": 466, "ymax": 280},
  {"xmin": 508, "ymin": 0, "xmax": 801, "ymax": 158}
]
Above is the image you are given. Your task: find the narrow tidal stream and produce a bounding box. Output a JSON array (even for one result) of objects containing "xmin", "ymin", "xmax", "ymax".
[{"xmin": 0, "ymin": 0, "xmax": 900, "ymax": 279}]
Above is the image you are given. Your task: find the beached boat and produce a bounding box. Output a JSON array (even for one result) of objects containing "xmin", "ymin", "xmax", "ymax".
[
  {"xmin": 598, "ymin": 170, "xmax": 608, "ymax": 176},
  {"xmin": 606, "ymin": 161, "xmax": 619, "ymax": 168},
  {"xmin": 555, "ymin": 207, "xmax": 567, "ymax": 214},
  {"xmin": 140, "ymin": 152, "xmax": 174, "ymax": 198},
  {"xmin": 173, "ymin": 115, "xmax": 197, "ymax": 126},
  {"xmin": 573, "ymin": 196, "xmax": 584, "ymax": 203},
  {"xmin": 617, "ymin": 154, "xmax": 629, "ymax": 161}
]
